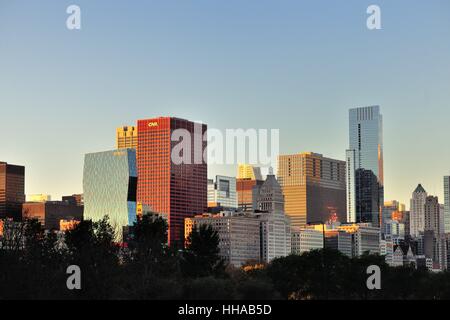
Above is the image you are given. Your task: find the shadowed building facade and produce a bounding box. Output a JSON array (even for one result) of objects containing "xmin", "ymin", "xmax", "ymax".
[
  {"xmin": 277, "ymin": 152, "xmax": 346, "ymax": 228},
  {"xmin": 0, "ymin": 162, "xmax": 25, "ymax": 221}
]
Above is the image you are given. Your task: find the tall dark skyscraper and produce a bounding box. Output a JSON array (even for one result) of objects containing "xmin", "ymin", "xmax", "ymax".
[
  {"xmin": 346, "ymin": 106, "xmax": 384, "ymax": 227},
  {"xmin": 0, "ymin": 162, "xmax": 25, "ymax": 221},
  {"xmin": 137, "ymin": 117, "xmax": 207, "ymax": 246}
]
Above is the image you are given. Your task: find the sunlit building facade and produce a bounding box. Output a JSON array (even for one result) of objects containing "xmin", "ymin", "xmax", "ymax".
[
  {"xmin": 137, "ymin": 117, "xmax": 207, "ymax": 246},
  {"xmin": 83, "ymin": 149, "xmax": 138, "ymax": 240},
  {"xmin": 346, "ymin": 106, "xmax": 384, "ymax": 227},
  {"xmin": 277, "ymin": 152, "xmax": 346, "ymax": 227},
  {"xmin": 27, "ymin": 194, "xmax": 52, "ymax": 203},
  {"xmin": 22, "ymin": 201, "xmax": 83, "ymax": 231},
  {"xmin": 116, "ymin": 126, "xmax": 138, "ymax": 149}
]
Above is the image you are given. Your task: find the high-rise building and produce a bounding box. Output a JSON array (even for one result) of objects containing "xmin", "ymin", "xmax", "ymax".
[
  {"xmin": 27, "ymin": 194, "xmax": 52, "ymax": 203},
  {"xmin": 207, "ymin": 175, "xmax": 238, "ymax": 210},
  {"xmin": 346, "ymin": 106, "xmax": 384, "ymax": 227},
  {"xmin": 237, "ymin": 164, "xmax": 262, "ymax": 180},
  {"xmin": 137, "ymin": 117, "xmax": 207, "ymax": 246},
  {"xmin": 410, "ymin": 184, "xmax": 427, "ymax": 238},
  {"xmin": 83, "ymin": 149, "xmax": 138, "ymax": 240},
  {"xmin": 277, "ymin": 152, "xmax": 346, "ymax": 227},
  {"xmin": 0, "ymin": 162, "xmax": 25, "ymax": 221},
  {"xmin": 116, "ymin": 126, "xmax": 138, "ymax": 149},
  {"xmin": 22, "ymin": 201, "xmax": 83, "ymax": 231},
  {"xmin": 424, "ymin": 196, "xmax": 440, "ymax": 234},
  {"xmin": 185, "ymin": 212, "xmax": 261, "ymax": 267},
  {"xmin": 444, "ymin": 176, "xmax": 450, "ymax": 234},
  {"xmin": 254, "ymin": 170, "xmax": 291, "ymax": 262}
]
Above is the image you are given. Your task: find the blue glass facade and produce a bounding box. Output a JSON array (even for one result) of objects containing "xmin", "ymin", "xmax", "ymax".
[
  {"xmin": 83, "ymin": 149, "xmax": 137, "ymax": 239},
  {"xmin": 346, "ymin": 106, "xmax": 384, "ymax": 227}
]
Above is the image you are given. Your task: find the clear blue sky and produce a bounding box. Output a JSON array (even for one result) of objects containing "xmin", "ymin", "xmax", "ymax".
[{"xmin": 1, "ymin": 0, "xmax": 449, "ymax": 207}]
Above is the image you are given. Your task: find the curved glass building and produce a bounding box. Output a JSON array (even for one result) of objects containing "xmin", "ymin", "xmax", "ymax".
[{"xmin": 83, "ymin": 149, "xmax": 137, "ymax": 240}]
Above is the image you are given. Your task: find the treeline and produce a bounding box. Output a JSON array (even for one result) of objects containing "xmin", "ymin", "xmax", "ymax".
[{"xmin": 1, "ymin": 215, "xmax": 450, "ymax": 300}]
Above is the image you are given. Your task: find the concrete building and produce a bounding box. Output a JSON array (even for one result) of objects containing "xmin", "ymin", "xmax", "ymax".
[
  {"xmin": 62, "ymin": 194, "xmax": 84, "ymax": 206},
  {"xmin": 410, "ymin": 184, "xmax": 427, "ymax": 238},
  {"xmin": 208, "ymin": 175, "xmax": 238, "ymax": 210},
  {"xmin": 255, "ymin": 170, "xmax": 291, "ymax": 262},
  {"xmin": 277, "ymin": 152, "xmax": 346, "ymax": 228},
  {"xmin": 338, "ymin": 223, "xmax": 380, "ymax": 257},
  {"xmin": 444, "ymin": 176, "xmax": 450, "ymax": 233},
  {"xmin": 324, "ymin": 229, "xmax": 353, "ymax": 257},
  {"xmin": 22, "ymin": 201, "xmax": 83, "ymax": 231},
  {"xmin": 291, "ymin": 227, "xmax": 324, "ymax": 254},
  {"xmin": 185, "ymin": 212, "xmax": 261, "ymax": 267},
  {"xmin": 236, "ymin": 164, "xmax": 264, "ymax": 212}
]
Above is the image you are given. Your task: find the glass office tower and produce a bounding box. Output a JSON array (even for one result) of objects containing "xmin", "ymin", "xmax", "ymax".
[
  {"xmin": 83, "ymin": 149, "xmax": 137, "ymax": 240},
  {"xmin": 346, "ymin": 106, "xmax": 384, "ymax": 227}
]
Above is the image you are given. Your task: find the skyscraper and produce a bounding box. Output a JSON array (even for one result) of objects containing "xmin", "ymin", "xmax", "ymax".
[
  {"xmin": 410, "ymin": 184, "xmax": 427, "ymax": 238},
  {"xmin": 137, "ymin": 117, "xmax": 207, "ymax": 246},
  {"xmin": 116, "ymin": 126, "xmax": 138, "ymax": 149},
  {"xmin": 0, "ymin": 162, "xmax": 25, "ymax": 221},
  {"xmin": 346, "ymin": 106, "xmax": 384, "ymax": 227},
  {"xmin": 424, "ymin": 196, "xmax": 440, "ymax": 234},
  {"xmin": 255, "ymin": 170, "xmax": 291, "ymax": 262},
  {"xmin": 277, "ymin": 152, "xmax": 346, "ymax": 227},
  {"xmin": 444, "ymin": 176, "xmax": 450, "ymax": 234},
  {"xmin": 83, "ymin": 149, "xmax": 138, "ymax": 239}
]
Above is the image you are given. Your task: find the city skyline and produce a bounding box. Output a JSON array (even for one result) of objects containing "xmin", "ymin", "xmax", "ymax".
[{"xmin": 1, "ymin": 1, "xmax": 450, "ymax": 206}]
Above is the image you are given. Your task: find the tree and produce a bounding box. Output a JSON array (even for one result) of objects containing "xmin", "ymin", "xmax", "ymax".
[{"xmin": 182, "ymin": 224, "xmax": 225, "ymax": 278}]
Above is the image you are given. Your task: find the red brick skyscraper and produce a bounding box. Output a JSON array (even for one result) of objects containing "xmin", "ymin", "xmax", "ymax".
[{"xmin": 137, "ymin": 117, "xmax": 207, "ymax": 246}]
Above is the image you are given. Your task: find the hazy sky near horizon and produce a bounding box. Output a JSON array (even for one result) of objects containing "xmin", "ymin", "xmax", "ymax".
[{"xmin": 1, "ymin": 0, "xmax": 449, "ymax": 207}]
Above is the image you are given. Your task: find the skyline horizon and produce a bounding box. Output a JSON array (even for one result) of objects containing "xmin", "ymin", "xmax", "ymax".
[
  {"xmin": 3, "ymin": 106, "xmax": 450, "ymax": 211},
  {"xmin": 1, "ymin": 1, "xmax": 449, "ymax": 209}
]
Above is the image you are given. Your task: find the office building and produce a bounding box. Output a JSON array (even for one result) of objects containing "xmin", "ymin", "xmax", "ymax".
[
  {"xmin": 424, "ymin": 196, "xmax": 440, "ymax": 234},
  {"xmin": 62, "ymin": 194, "xmax": 84, "ymax": 206},
  {"xmin": 410, "ymin": 184, "xmax": 427, "ymax": 238},
  {"xmin": 338, "ymin": 223, "xmax": 380, "ymax": 257},
  {"xmin": 444, "ymin": 176, "xmax": 450, "ymax": 234},
  {"xmin": 185, "ymin": 212, "xmax": 261, "ymax": 267},
  {"xmin": 137, "ymin": 117, "xmax": 207, "ymax": 246},
  {"xmin": 27, "ymin": 194, "xmax": 51, "ymax": 203},
  {"xmin": 22, "ymin": 201, "xmax": 83, "ymax": 231},
  {"xmin": 291, "ymin": 227, "xmax": 324, "ymax": 254},
  {"xmin": 324, "ymin": 229, "xmax": 353, "ymax": 257},
  {"xmin": 116, "ymin": 126, "xmax": 138, "ymax": 149},
  {"xmin": 254, "ymin": 170, "xmax": 291, "ymax": 262},
  {"xmin": 237, "ymin": 164, "xmax": 262, "ymax": 180},
  {"xmin": 278, "ymin": 152, "xmax": 346, "ymax": 227},
  {"xmin": 346, "ymin": 106, "xmax": 384, "ymax": 227},
  {"xmin": 83, "ymin": 149, "xmax": 138, "ymax": 240},
  {"xmin": 208, "ymin": 175, "xmax": 238, "ymax": 210},
  {"xmin": 0, "ymin": 162, "xmax": 25, "ymax": 221}
]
